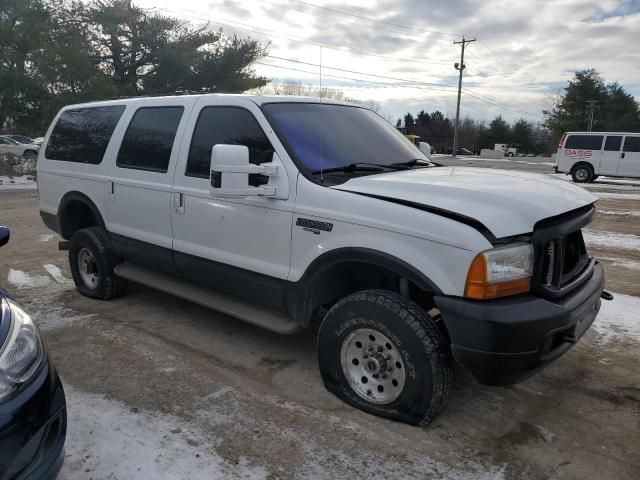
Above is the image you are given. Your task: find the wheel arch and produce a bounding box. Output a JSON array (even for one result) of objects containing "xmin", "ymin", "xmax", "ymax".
[
  {"xmin": 57, "ymin": 191, "xmax": 106, "ymax": 240},
  {"xmin": 288, "ymin": 247, "xmax": 442, "ymax": 326}
]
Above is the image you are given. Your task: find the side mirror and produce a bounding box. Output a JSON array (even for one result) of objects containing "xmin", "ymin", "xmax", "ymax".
[
  {"xmin": 210, "ymin": 145, "xmax": 278, "ymax": 197},
  {"xmin": 0, "ymin": 227, "xmax": 10, "ymax": 248}
]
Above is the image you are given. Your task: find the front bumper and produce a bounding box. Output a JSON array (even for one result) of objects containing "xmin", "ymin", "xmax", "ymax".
[
  {"xmin": 435, "ymin": 262, "xmax": 604, "ymax": 386},
  {"xmin": 0, "ymin": 359, "xmax": 67, "ymax": 480}
]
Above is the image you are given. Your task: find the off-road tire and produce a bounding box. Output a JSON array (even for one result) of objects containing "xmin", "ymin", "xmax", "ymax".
[
  {"xmin": 571, "ymin": 164, "xmax": 594, "ymax": 183},
  {"xmin": 69, "ymin": 227, "xmax": 127, "ymax": 300},
  {"xmin": 317, "ymin": 289, "xmax": 453, "ymax": 426}
]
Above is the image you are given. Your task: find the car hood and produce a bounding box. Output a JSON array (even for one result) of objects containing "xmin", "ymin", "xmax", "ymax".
[{"xmin": 332, "ymin": 166, "xmax": 597, "ymax": 238}]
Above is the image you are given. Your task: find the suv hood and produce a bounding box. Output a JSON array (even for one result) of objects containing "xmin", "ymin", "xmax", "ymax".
[{"xmin": 332, "ymin": 167, "xmax": 597, "ymax": 239}]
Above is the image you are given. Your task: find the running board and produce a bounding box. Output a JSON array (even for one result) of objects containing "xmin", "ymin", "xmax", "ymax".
[{"xmin": 114, "ymin": 262, "xmax": 301, "ymax": 335}]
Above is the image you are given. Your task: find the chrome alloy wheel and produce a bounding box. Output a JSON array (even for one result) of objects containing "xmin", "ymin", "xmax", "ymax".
[
  {"xmin": 340, "ymin": 328, "xmax": 406, "ymax": 404},
  {"xmin": 78, "ymin": 247, "xmax": 99, "ymax": 289}
]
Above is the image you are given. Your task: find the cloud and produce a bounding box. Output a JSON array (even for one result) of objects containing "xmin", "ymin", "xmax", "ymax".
[{"xmin": 142, "ymin": 0, "xmax": 639, "ymax": 122}]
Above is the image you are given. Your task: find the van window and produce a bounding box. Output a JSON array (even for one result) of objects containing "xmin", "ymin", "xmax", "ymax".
[
  {"xmin": 117, "ymin": 106, "xmax": 184, "ymax": 172},
  {"xmin": 45, "ymin": 106, "xmax": 125, "ymax": 164},
  {"xmin": 604, "ymin": 136, "xmax": 622, "ymax": 151},
  {"xmin": 186, "ymin": 107, "xmax": 274, "ymax": 178},
  {"xmin": 623, "ymin": 136, "xmax": 640, "ymax": 153},
  {"xmin": 564, "ymin": 135, "xmax": 603, "ymax": 150}
]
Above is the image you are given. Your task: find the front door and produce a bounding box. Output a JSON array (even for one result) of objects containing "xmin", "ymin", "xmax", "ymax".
[
  {"xmin": 619, "ymin": 136, "xmax": 640, "ymax": 178},
  {"xmin": 600, "ymin": 135, "xmax": 623, "ymax": 176},
  {"xmin": 170, "ymin": 98, "xmax": 295, "ymax": 311}
]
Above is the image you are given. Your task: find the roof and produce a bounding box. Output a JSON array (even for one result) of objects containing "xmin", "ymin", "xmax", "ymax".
[
  {"xmin": 59, "ymin": 93, "xmax": 359, "ymax": 111},
  {"xmin": 565, "ymin": 131, "xmax": 640, "ymax": 135}
]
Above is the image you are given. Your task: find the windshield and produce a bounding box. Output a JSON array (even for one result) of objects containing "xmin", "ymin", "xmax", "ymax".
[{"xmin": 262, "ymin": 103, "xmax": 428, "ymax": 176}]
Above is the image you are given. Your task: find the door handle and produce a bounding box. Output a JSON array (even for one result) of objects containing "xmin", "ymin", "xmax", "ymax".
[
  {"xmin": 108, "ymin": 181, "xmax": 115, "ymax": 201},
  {"xmin": 174, "ymin": 192, "xmax": 185, "ymax": 215},
  {"xmin": 621, "ymin": 152, "xmax": 626, "ymax": 159}
]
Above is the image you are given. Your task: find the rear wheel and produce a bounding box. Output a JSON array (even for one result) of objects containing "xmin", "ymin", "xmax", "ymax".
[
  {"xmin": 23, "ymin": 150, "xmax": 37, "ymax": 159},
  {"xmin": 317, "ymin": 289, "xmax": 452, "ymax": 426},
  {"xmin": 571, "ymin": 164, "xmax": 594, "ymax": 183},
  {"xmin": 69, "ymin": 227, "xmax": 127, "ymax": 300}
]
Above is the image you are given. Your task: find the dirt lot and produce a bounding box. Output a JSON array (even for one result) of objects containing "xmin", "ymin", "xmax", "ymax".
[{"xmin": 0, "ymin": 160, "xmax": 639, "ymax": 479}]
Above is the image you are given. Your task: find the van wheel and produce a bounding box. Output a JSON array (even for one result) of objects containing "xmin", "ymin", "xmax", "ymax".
[
  {"xmin": 317, "ymin": 289, "xmax": 452, "ymax": 426},
  {"xmin": 69, "ymin": 227, "xmax": 127, "ymax": 300},
  {"xmin": 507, "ymin": 152, "xmax": 514, "ymax": 157},
  {"xmin": 571, "ymin": 164, "xmax": 593, "ymax": 183}
]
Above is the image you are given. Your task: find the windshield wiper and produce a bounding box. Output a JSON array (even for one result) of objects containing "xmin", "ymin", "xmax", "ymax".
[
  {"xmin": 311, "ymin": 162, "xmax": 407, "ymax": 175},
  {"xmin": 391, "ymin": 158, "xmax": 438, "ymax": 168}
]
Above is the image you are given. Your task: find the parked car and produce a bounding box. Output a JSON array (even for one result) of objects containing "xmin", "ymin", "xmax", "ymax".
[
  {"xmin": 0, "ymin": 227, "xmax": 67, "ymax": 478},
  {"xmin": 4, "ymin": 135, "xmax": 36, "ymax": 145},
  {"xmin": 37, "ymin": 95, "xmax": 606, "ymax": 425},
  {"xmin": 0, "ymin": 136, "xmax": 40, "ymax": 159},
  {"xmin": 555, "ymin": 131, "xmax": 640, "ymax": 182},
  {"xmin": 445, "ymin": 146, "xmax": 473, "ymax": 155}
]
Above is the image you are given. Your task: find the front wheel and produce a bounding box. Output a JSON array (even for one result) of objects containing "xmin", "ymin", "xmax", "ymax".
[
  {"xmin": 23, "ymin": 150, "xmax": 37, "ymax": 159},
  {"xmin": 317, "ymin": 290, "xmax": 452, "ymax": 426}
]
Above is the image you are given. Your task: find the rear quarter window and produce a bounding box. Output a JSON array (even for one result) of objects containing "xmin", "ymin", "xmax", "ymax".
[
  {"xmin": 45, "ymin": 106, "xmax": 125, "ymax": 164},
  {"xmin": 623, "ymin": 136, "xmax": 640, "ymax": 153},
  {"xmin": 564, "ymin": 135, "xmax": 603, "ymax": 150}
]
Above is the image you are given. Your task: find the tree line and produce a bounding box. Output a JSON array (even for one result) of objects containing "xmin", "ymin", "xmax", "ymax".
[
  {"xmin": 399, "ymin": 111, "xmax": 550, "ymax": 154},
  {"xmin": 399, "ymin": 69, "xmax": 640, "ymax": 154},
  {"xmin": 0, "ymin": 0, "xmax": 268, "ymax": 135}
]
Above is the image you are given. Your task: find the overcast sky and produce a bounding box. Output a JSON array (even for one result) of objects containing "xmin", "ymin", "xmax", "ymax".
[{"xmin": 137, "ymin": 0, "xmax": 640, "ymax": 124}]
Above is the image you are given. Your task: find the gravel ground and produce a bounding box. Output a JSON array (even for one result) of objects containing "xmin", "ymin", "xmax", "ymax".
[{"xmin": 0, "ymin": 160, "xmax": 638, "ymax": 480}]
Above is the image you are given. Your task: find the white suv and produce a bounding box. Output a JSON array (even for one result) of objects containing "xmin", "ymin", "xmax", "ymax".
[{"xmin": 37, "ymin": 95, "xmax": 606, "ymax": 425}]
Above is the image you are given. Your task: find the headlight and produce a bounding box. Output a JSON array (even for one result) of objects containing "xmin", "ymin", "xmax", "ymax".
[
  {"xmin": 0, "ymin": 299, "xmax": 44, "ymax": 401},
  {"xmin": 465, "ymin": 243, "xmax": 534, "ymax": 300}
]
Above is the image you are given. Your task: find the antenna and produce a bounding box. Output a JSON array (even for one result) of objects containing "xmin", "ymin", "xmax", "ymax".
[
  {"xmin": 319, "ymin": 45, "xmax": 324, "ymax": 181},
  {"xmin": 319, "ymin": 46, "xmax": 323, "ymax": 100}
]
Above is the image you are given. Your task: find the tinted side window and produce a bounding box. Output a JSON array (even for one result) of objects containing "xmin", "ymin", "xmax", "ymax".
[
  {"xmin": 564, "ymin": 135, "xmax": 603, "ymax": 150},
  {"xmin": 0, "ymin": 138, "xmax": 11, "ymax": 145},
  {"xmin": 45, "ymin": 106, "xmax": 125, "ymax": 164},
  {"xmin": 186, "ymin": 107, "xmax": 274, "ymax": 178},
  {"xmin": 117, "ymin": 107, "xmax": 184, "ymax": 172},
  {"xmin": 623, "ymin": 136, "xmax": 640, "ymax": 153},
  {"xmin": 604, "ymin": 136, "xmax": 622, "ymax": 151}
]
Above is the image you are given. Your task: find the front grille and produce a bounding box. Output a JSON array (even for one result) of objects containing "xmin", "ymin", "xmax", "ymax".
[{"xmin": 537, "ymin": 229, "xmax": 591, "ymax": 296}]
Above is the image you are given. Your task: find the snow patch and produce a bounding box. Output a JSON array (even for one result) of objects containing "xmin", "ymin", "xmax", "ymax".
[
  {"xmin": 598, "ymin": 210, "xmax": 640, "ymax": 217},
  {"xmin": 0, "ymin": 175, "xmax": 37, "ymax": 190},
  {"xmin": 59, "ymin": 385, "xmax": 269, "ymax": 480},
  {"xmin": 583, "ymin": 230, "xmax": 640, "ymax": 250},
  {"xmin": 43, "ymin": 264, "xmax": 71, "ymax": 285},
  {"xmin": 593, "ymin": 293, "xmax": 640, "ymax": 348},
  {"xmin": 7, "ymin": 268, "xmax": 51, "ymax": 289},
  {"xmin": 39, "ymin": 233, "xmax": 56, "ymax": 242},
  {"xmin": 596, "ymin": 192, "xmax": 640, "ymax": 201},
  {"xmin": 598, "ymin": 256, "xmax": 640, "ymax": 271},
  {"xmin": 32, "ymin": 303, "xmax": 95, "ymax": 331}
]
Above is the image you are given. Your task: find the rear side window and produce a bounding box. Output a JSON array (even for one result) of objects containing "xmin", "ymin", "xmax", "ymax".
[
  {"xmin": 117, "ymin": 107, "xmax": 184, "ymax": 172},
  {"xmin": 623, "ymin": 136, "xmax": 640, "ymax": 153},
  {"xmin": 604, "ymin": 136, "xmax": 622, "ymax": 151},
  {"xmin": 186, "ymin": 107, "xmax": 274, "ymax": 178},
  {"xmin": 564, "ymin": 135, "xmax": 603, "ymax": 150},
  {"xmin": 45, "ymin": 106, "xmax": 125, "ymax": 164}
]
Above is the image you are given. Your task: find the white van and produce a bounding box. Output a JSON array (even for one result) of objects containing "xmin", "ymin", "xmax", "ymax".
[{"xmin": 555, "ymin": 131, "xmax": 640, "ymax": 182}]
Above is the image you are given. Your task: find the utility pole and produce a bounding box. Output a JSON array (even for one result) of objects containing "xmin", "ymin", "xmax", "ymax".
[
  {"xmin": 585, "ymin": 100, "xmax": 598, "ymax": 132},
  {"xmin": 452, "ymin": 37, "xmax": 476, "ymax": 157}
]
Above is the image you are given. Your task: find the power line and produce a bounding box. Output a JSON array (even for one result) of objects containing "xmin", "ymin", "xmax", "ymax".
[
  {"xmin": 255, "ymin": 0, "xmax": 455, "ymax": 43},
  {"xmin": 261, "ymin": 0, "xmax": 463, "ymax": 38},
  {"xmin": 266, "ymin": 55, "xmax": 456, "ymax": 89},
  {"xmin": 161, "ymin": 7, "xmax": 454, "ymax": 67}
]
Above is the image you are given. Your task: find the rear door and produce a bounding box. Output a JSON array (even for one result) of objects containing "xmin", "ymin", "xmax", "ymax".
[
  {"xmin": 104, "ymin": 99, "xmax": 193, "ymax": 272},
  {"xmin": 600, "ymin": 135, "xmax": 623, "ymax": 175},
  {"xmin": 619, "ymin": 135, "xmax": 640, "ymax": 178}
]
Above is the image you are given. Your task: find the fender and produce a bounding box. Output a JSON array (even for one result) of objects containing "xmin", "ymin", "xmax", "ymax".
[
  {"xmin": 57, "ymin": 191, "xmax": 105, "ymax": 239},
  {"xmin": 286, "ymin": 247, "xmax": 442, "ymax": 325}
]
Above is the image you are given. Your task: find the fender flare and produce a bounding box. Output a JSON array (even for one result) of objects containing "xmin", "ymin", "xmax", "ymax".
[
  {"xmin": 57, "ymin": 191, "xmax": 105, "ymax": 239},
  {"xmin": 287, "ymin": 247, "xmax": 442, "ymax": 325}
]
